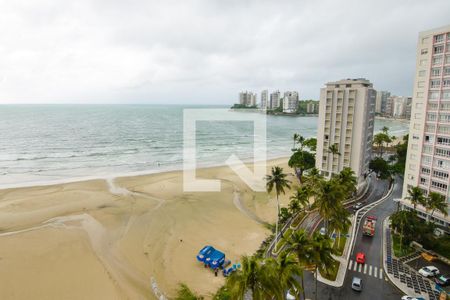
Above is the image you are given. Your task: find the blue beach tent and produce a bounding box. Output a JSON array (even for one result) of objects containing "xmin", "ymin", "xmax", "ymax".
[
  {"xmin": 196, "ymin": 246, "xmax": 215, "ymax": 262},
  {"xmin": 205, "ymin": 249, "xmax": 225, "ymax": 269}
]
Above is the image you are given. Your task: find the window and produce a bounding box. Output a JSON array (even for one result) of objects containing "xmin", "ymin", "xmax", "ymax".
[
  {"xmin": 421, "ymin": 48, "xmax": 428, "ymax": 55},
  {"xmin": 427, "ymin": 113, "xmax": 437, "ymax": 121},
  {"xmin": 419, "ymin": 70, "xmax": 426, "ymax": 77},
  {"xmin": 422, "ymin": 37, "xmax": 429, "ymax": 44},
  {"xmin": 443, "ymin": 79, "xmax": 450, "ymax": 87},
  {"xmin": 439, "ymin": 113, "xmax": 450, "ymax": 122},
  {"xmin": 420, "ymin": 59, "xmax": 428, "ymax": 66},
  {"xmin": 435, "ymin": 147, "xmax": 450, "ymax": 158},
  {"xmin": 325, "ymin": 134, "xmax": 329, "ymax": 140},
  {"xmin": 445, "ymin": 67, "xmax": 450, "ymax": 76},
  {"xmin": 443, "ymin": 90, "xmax": 450, "ymax": 99},
  {"xmin": 434, "ymin": 45, "xmax": 444, "ymax": 54},
  {"xmin": 446, "ymin": 55, "xmax": 450, "ymax": 64},
  {"xmin": 430, "ymin": 79, "xmax": 441, "ymax": 88},
  {"xmin": 433, "ymin": 170, "xmax": 449, "ymax": 179},
  {"xmin": 431, "ymin": 181, "xmax": 447, "ymax": 192},
  {"xmin": 411, "ymin": 144, "xmax": 419, "ymax": 150},
  {"xmin": 418, "ymin": 81, "xmax": 425, "ymax": 88},
  {"xmin": 433, "ymin": 56, "xmax": 443, "ymax": 65},
  {"xmin": 440, "ymin": 102, "xmax": 450, "ymax": 110},
  {"xmin": 429, "ymin": 91, "xmax": 440, "ymax": 99},
  {"xmin": 447, "ymin": 42, "xmax": 450, "ymax": 53},
  {"xmin": 423, "ymin": 145, "xmax": 432, "ymax": 154},
  {"xmin": 422, "ymin": 167, "xmax": 431, "ymax": 175},
  {"xmin": 437, "ymin": 136, "xmax": 450, "ymax": 145},
  {"xmin": 413, "ymin": 135, "xmax": 419, "ymax": 140},
  {"xmin": 422, "ymin": 155, "xmax": 432, "ymax": 165},
  {"xmin": 428, "ymin": 102, "xmax": 439, "ymax": 110},
  {"xmin": 425, "ymin": 124, "xmax": 435, "ymax": 132},
  {"xmin": 408, "ymin": 174, "xmax": 414, "ymax": 180},
  {"xmin": 438, "ymin": 125, "xmax": 450, "ymax": 134},
  {"xmin": 417, "ymin": 92, "xmax": 424, "ymax": 98},
  {"xmin": 435, "ymin": 159, "xmax": 449, "ymax": 169},
  {"xmin": 420, "ymin": 177, "xmax": 427, "ymax": 185},
  {"xmin": 425, "ymin": 135, "xmax": 434, "ymax": 143},
  {"xmin": 435, "ymin": 34, "xmax": 444, "ymax": 43},
  {"xmin": 431, "ymin": 68, "xmax": 441, "ymax": 77}
]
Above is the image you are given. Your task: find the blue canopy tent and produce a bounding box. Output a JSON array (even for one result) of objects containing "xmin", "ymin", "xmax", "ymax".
[
  {"xmin": 196, "ymin": 245, "xmax": 215, "ymax": 263},
  {"xmin": 205, "ymin": 249, "xmax": 225, "ymax": 269}
]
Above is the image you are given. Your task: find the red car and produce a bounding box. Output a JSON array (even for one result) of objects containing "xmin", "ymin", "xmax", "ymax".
[{"xmin": 356, "ymin": 252, "xmax": 366, "ymax": 264}]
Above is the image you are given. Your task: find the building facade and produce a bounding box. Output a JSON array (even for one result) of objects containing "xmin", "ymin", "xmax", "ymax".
[
  {"xmin": 270, "ymin": 90, "xmax": 281, "ymax": 110},
  {"xmin": 306, "ymin": 102, "xmax": 317, "ymax": 114},
  {"xmin": 239, "ymin": 91, "xmax": 256, "ymax": 107},
  {"xmin": 401, "ymin": 25, "xmax": 450, "ymax": 228},
  {"xmin": 260, "ymin": 90, "xmax": 268, "ymax": 110},
  {"xmin": 316, "ymin": 78, "xmax": 376, "ymax": 190},
  {"xmin": 375, "ymin": 91, "xmax": 391, "ymax": 115},
  {"xmin": 282, "ymin": 91, "xmax": 299, "ymax": 113}
]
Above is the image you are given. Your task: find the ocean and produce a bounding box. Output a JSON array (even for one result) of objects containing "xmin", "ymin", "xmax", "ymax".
[{"xmin": 0, "ymin": 105, "xmax": 410, "ymax": 188}]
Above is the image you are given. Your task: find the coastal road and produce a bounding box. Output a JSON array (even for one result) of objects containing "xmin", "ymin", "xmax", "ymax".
[{"xmin": 302, "ymin": 177, "xmax": 404, "ymax": 300}]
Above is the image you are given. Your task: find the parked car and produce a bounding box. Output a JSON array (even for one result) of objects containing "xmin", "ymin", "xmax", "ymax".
[
  {"xmin": 435, "ymin": 274, "xmax": 450, "ymax": 287},
  {"xmin": 401, "ymin": 296, "xmax": 425, "ymax": 300},
  {"xmin": 418, "ymin": 266, "xmax": 439, "ymax": 277},
  {"xmin": 353, "ymin": 202, "xmax": 362, "ymax": 210},
  {"xmin": 351, "ymin": 277, "xmax": 362, "ymax": 291},
  {"xmin": 319, "ymin": 227, "xmax": 326, "ymax": 235},
  {"xmin": 356, "ymin": 252, "xmax": 366, "ymax": 264}
]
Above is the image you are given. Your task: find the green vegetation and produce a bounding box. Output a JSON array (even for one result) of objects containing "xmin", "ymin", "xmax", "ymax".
[
  {"xmin": 319, "ymin": 259, "xmax": 340, "ymax": 281},
  {"xmin": 288, "ymin": 134, "xmax": 317, "ymax": 183},
  {"xmin": 230, "ymin": 104, "xmax": 257, "ymax": 109},
  {"xmin": 175, "ymin": 283, "xmax": 204, "ymax": 300},
  {"xmin": 333, "ymin": 232, "xmax": 347, "ymax": 256},
  {"xmin": 296, "ymin": 100, "xmax": 319, "ymax": 114},
  {"xmin": 392, "ymin": 233, "xmax": 414, "ymax": 257}
]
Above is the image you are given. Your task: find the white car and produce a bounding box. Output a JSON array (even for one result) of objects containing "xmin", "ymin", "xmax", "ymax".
[
  {"xmin": 401, "ymin": 296, "xmax": 425, "ymax": 300},
  {"xmin": 418, "ymin": 266, "xmax": 439, "ymax": 277}
]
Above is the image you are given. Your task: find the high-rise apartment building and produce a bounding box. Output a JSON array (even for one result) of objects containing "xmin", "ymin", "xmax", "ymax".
[
  {"xmin": 389, "ymin": 96, "xmax": 412, "ymax": 118},
  {"xmin": 260, "ymin": 90, "xmax": 269, "ymax": 110},
  {"xmin": 270, "ymin": 90, "xmax": 281, "ymax": 110},
  {"xmin": 401, "ymin": 25, "xmax": 450, "ymax": 228},
  {"xmin": 282, "ymin": 91, "xmax": 299, "ymax": 113},
  {"xmin": 316, "ymin": 78, "xmax": 376, "ymax": 190},
  {"xmin": 375, "ymin": 91, "xmax": 391, "ymax": 115},
  {"xmin": 239, "ymin": 91, "xmax": 256, "ymax": 107}
]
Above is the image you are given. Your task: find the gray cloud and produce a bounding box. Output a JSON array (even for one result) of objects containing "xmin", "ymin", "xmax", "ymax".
[{"xmin": 0, "ymin": 0, "xmax": 449, "ymax": 104}]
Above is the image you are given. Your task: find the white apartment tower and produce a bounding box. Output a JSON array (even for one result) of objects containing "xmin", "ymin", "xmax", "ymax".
[
  {"xmin": 283, "ymin": 91, "xmax": 299, "ymax": 113},
  {"xmin": 316, "ymin": 78, "xmax": 376, "ymax": 190},
  {"xmin": 260, "ymin": 90, "xmax": 269, "ymax": 110},
  {"xmin": 239, "ymin": 91, "xmax": 256, "ymax": 107},
  {"xmin": 270, "ymin": 90, "xmax": 281, "ymax": 110},
  {"xmin": 401, "ymin": 25, "xmax": 450, "ymax": 228}
]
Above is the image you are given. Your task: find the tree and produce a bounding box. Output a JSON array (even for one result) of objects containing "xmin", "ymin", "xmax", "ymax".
[
  {"xmin": 266, "ymin": 166, "xmax": 291, "ymax": 251},
  {"xmin": 391, "ymin": 210, "xmax": 414, "ymax": 253},
  {"xmin": 310, "ymin": 233, "xmax": 335, "ymax": 300},
  {"xmin": 303, "ymin": 167, "xmax": 323, "ymax": 196},
  {"xmin": 289, "ymin": 186, "xmax": 310, "ymax": 214},
  {"xmin": 286, "ymin": 229, "xmax": 312, "ymax": 300},
  {"xmin": 288, "ymin": 150, "xmax": 315, "ymax": 183},
  {"xmin": 369, "ymin": 157, "xmax": 392, "ymax": 179},
  {"xmin": 373, "ymin": 132, "xmax": 392, "ymax": 157},
  {"xmin": 292, "ymin": 133, "xmax": 300, "ymax": 151},
  {"xmin": 227, "ymin": 256, "xmax": 281, "ymax": 300},
  {"xmin": 334, "ymin": 167, "xmax": 357, "ymax": 198},
  {"xmin": 175, "ymin": 283, "xmax": 203, "ymax": 300},
  {"xmin": 328, "ymin": 206, "xmax": 351, "ymax": 246},
  {"xmin": 304, "ymin": 138, "xmax": 317, "ymax": 153},
  {"xmin": 314, "ymin": 179, "xmax": 345, "ymax": 233},
  {"xmin": 272, "ymin": 252, "xmax": 303, "ymax": 299},
  {"xmin": 426, "ymin": 192, "xmax": 448, "ymax": 219},
  {"xmin": 279, "ymin": 207, "xmax": 292, "ymax": 224},
  {"xmin": 406, "ymin": 186, "xmax": 426, "ymax": 210},
  {"xmin": 327, "ymin": 144, "xmax": 341, "ymax": 174}
]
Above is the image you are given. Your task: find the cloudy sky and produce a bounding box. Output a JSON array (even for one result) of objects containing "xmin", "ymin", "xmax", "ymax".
[{"xmin": 0, "ymin": 0, "xmax": 449, "ymax": 104}]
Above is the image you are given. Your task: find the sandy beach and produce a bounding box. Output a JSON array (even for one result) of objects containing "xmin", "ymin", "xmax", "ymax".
[{"xmin": 0, "ymin": 157, "xmax": 296, "ymax": 299}]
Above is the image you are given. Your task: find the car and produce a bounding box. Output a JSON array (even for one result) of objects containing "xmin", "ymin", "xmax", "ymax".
[
  {"xmin": 356, "ymin": 252, "xmax": 366, "ymax": 264},
  {"xmin": 401, "ymin": 296, "xmax": 425, "ymax": 300},
  {"xmin": 353, "ymin": 202, "xmax": 363, "ymax": 210},
  {"xmin": 435, "ymin": 274, "xmax": 450, "ymax": 287},
  {"xmin": 319, "ymin": 227, "xmax": 326, "ymax": 235},
  {"xmin": 351, "ymin": 277, "xmax": 362, "ymax": 291},
  {"xmin": 418, "ymin": 266, "xmax": 439, "ymax": 277}
]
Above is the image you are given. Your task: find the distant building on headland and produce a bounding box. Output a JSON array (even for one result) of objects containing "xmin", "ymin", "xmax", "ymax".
[
  {"xmin": 306, "ymin": 102, "xmax": 318, "ymax": 114},
  {"xmin": 375, "ymin": 90, "xmax": 391, "ymax": 114},
  {"xmin": 316, "ymin": 78, "xmax": 376, "ymax": 191},
  {"xmin": 239, "ymin": 91, "xmax": 257, "ymax": 107},
  {"xmin": 260, "ymin": 90, "xmax": 269, "ymax": 110},
  {"xmin": 382, "ymin": 95, "xmax": 412, "ymax": 119},
  {"xmin": 269, "ymin": 90, "xmax": 281, "ymax": 110},
  {"xmin": 282, "ymin": 91, "xmax": 299, "ymax": 113}
]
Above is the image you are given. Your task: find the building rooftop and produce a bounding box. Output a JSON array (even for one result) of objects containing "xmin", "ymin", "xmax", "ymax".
[{"xmin": 325, "ymin": 78, "xmax": 373, "ymax": 88}]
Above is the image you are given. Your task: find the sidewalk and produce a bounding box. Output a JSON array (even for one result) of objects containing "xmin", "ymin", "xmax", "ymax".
[{"xmin": 382, "ymin": 218, "xmax": 441, "ymax": 300}]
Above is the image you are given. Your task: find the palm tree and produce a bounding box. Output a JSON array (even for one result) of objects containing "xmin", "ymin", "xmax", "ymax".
[
  {"xmin": 427, "ymin": 192, "xmax": 448, "ymax": 220},
  {"xmin": 327, "ymin": 144, "xmax": 341, "ymax": 174},
  {"xmin": 227, "ymin": 256, "xmax": 280, "ymax": 300},
  {"xmin": 335, "ymin": 167, "xmax": 357, "ymax": 198},
  {"xmin": 175, "ymin": 283, "xmax": 203, "ymax": 300},
  {"xmin": 286, "ymin": 229, "xmax": 311, "ymax": 300},
  {"xmin": 303, "ymin": 167, "xmax": 323, "ymax": 195},
  {"xmin": 266, "ymin": 166, "xmax": 291, "ymax": 251},
  {"xmin": 314, "ymin": 180, "xmax": 345, "ymax": 233},
  {"xmin": 273, "ymin": 252, "xmax": 303, "ymax": 299},
  {"xmin": 290, "ymin": 187, "xmax": 310, "ymax": 213},
  {"xmin": 373, "ymin": 133, "xmax": 385, "ymax": 157},
  {"xmin": 406, "ymin": 186, "xmax": 426, "ymax": 210},
  {"xmin": 328, "ymin": 207, "xmax": 351, "ymax": 246},
  {"xmin": 292, "ymin": 133, "xmax": 300, "ymax": 151},
  {"xmin": 310, "ymin": 233, "xmax": 335, "ymax": 300},
  {"xmin": 390, "ymin": 210, "xmax": 410, "ymax": 254}
]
